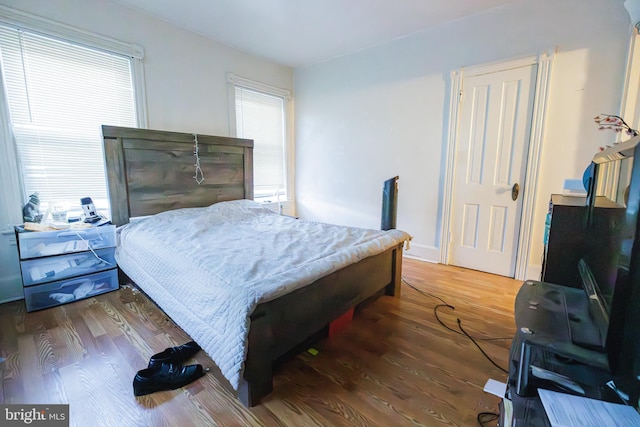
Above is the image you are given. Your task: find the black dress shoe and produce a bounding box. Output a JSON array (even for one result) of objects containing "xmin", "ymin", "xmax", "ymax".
[
  {"xmin": 133, "ymin": 363, "xmax": 206, "ymax": 396},
  {"xmin": 148, "ymin": 341, "xmax": 201, "ymax": 369}
]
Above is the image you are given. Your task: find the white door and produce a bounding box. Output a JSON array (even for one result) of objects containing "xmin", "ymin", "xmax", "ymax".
[{"xmin": 448, "ymin": 64, "xmax": 537, "ymax": 277}]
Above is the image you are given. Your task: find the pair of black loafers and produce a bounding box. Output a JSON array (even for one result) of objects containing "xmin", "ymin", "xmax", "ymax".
[{"xmin": 133, "ymin": 341, "xmax": 207, "ymax": 396}]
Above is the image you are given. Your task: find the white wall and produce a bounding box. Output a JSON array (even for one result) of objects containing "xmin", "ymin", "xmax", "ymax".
[
  {"xmin": 294, "ymin": 0, "xmax": 632, "ymax": 277},
  {"xmin": 0, "ymin": 0, "xmax": 293, "ymax": 136}
]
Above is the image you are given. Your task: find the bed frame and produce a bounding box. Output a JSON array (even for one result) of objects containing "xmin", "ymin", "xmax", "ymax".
[{"xmin": 101, "ymin": 125, "xmax": 404, "ymax": 406}]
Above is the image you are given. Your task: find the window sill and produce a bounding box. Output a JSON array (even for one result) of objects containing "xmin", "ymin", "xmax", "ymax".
[{"xmin": 255, "ymin": 199, "xmax": 296, "ymax": 217}]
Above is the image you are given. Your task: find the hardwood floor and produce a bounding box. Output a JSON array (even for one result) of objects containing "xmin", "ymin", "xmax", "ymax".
[{"xmin": 0, "ymin": 258, "xmax": 521, "ymax": 426}]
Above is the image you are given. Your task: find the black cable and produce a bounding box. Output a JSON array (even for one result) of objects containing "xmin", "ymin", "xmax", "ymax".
[
  {"xmin": 402, "ymin": 276, "xmax": 510, "ymax": 374},
  {"xmin": 404, "ymin": 276, "xmax": 509, "ymax": 423},
  {"xmin": 401, "ymin": 277, "xmax": 449, "ymax": 305},
  {"xmin": 457, "ymin": 318, "xmax": 509, "ymax": 375},
  {"xmin": 404, "ymin": 277, "xmax": 512, "ymax": 341},
  {"xmin": 433, "ymin": 304, "xmax": 512, "ymax": 341},
  {"xmin": 434, "ymin": 303, "xmax": 461, "ymax": 335},
  {"xmin": 477, "ymin": 411, "xmax": 499, "ymax": 426}
]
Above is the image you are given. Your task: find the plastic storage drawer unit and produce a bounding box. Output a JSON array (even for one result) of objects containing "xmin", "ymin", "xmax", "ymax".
[
  {"xmin": 20, "ymin": 247, "xmax": 116, "ymax": 286},
  {"xmin": 17, "ymin": 226, "xmax": 116, "ymax": 259},
  {"xmin": 23, "ymin": 268, "xmax": 118, "ymax": 312}
]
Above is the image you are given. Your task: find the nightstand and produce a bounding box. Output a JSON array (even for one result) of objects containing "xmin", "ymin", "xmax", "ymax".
[{"xmin": 15, "ymin": 224, "xmax": 119, "ymax": 312}]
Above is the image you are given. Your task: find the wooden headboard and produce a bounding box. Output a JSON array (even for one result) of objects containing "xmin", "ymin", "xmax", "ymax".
[{"xmin": 102, "ymin": 125, "xmax": 253, "ymax": 226}]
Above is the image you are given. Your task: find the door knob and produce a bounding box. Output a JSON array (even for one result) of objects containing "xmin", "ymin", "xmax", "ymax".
[{"xmin": 512, "ymin": 183, "xmax": 520, "ymax": 201}]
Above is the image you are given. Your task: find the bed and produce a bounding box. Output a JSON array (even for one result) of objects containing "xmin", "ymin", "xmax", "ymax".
[{"xmin": 101, "ymin": 125, "xmax": 410, "ymax": 406}]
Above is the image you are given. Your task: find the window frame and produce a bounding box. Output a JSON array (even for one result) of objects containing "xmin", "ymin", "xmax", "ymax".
[
  {"xmin": 0, "ymin": 5, "xmax": 147, "ymax": 224},
  {"xmin": 227, "ymin": 73, "xmax": 293, "ymax": 204},
  {"xmin": 0, "ymin": 4, "xmax": 147, "ymax": 128}
]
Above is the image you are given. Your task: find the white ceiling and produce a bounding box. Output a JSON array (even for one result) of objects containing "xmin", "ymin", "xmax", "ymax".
[{"xmin": 113, "ymin": 0, "xmax": 519, "ymax": 67}]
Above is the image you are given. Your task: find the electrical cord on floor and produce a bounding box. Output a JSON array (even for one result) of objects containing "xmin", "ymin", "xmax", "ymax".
[
  {"xmin": 403, "ymin": 277, "xmax": 512, "ymax": 341},
  {"xmin": 434, "ymin": 303, "xmax": 461, "ymax": 334},
  {"xmin": 458, "ymin": 318, "xmax": 509, "ymax": 375},
  {"xmin": 402, "ymin": 276, "xmax": 509, "ymax": 424},
  {"xmin": 402, "ymin": 277, "xmax": 510, "ymax": 374},
  {"xmin": 433, "ymin": 304, "xmax": 512, "ymax": 342},
  {"xmin": 401, "ymin": 277, "xmax": 450, "ymax": 305},
  {"xmin": 477, "ymin": 411, "xmax": 499, "ymax": 426}
]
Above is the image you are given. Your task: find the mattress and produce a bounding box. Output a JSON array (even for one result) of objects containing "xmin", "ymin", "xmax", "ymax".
[{"xmin": 116, "ymin": 199, "xmax": 411, "ymax": 390}]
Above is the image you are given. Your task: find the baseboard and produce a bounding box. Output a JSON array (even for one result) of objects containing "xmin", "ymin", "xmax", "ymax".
[
  {"xmin": 526, "ymin": 264, "xmax": 543, "ymax": 281},
  {"xmin": 0, "ymin": 295, "xmax": 24, "ymax": 304},
  {"xmin": 403, "ymin": 243, "xmax": 439, "ymax": 263},
  {"xmin": 403, "ymin": 245, "xmax": 544, "ymax": 282}
]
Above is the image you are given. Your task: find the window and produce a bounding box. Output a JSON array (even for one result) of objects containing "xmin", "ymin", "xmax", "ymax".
[
  {"xmin": 230, "ymin": 74, "xmax": 290, "ymax": 202},
  {"xmin": 0, "ymin": 17, "xmax": 143, "ymax": 218}
]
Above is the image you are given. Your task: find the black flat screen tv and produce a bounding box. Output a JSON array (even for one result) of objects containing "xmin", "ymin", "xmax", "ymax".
[{"xmin": 584, "ymin": 134, "xmax": 640, "ymax": 400}]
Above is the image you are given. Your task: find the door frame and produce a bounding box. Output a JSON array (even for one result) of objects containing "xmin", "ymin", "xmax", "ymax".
[
  {"xmin": 621, "ymin": 31, "xmax": 640, "ymax": 134},
  {"xmin": 440, "ymin": 52, "xmax": 554, "ymax": 280}
]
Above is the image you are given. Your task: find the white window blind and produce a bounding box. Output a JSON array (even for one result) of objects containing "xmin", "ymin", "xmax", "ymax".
[
  {"xmin": 235, "ymin": 86, "xmax": 286, "ymax": 199},
  {"xmin": 0, "ymin": 25, "xmax": 137, "ymax": 214}
]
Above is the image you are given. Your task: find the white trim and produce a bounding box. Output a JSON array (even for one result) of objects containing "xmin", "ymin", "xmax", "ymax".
[
  {"xmin": 227, "ymin": 73, "xmax": 295, "ymax": 206},
  {"xmin": 0, "ymin": 5, "xmax": 148, "ymax": 130},
  {"xmin": 621, "ymin": 32, "xmax": 640, "ymax": 134},
  {"xmin": 527, "ymin": 263, "xmax": 543, "ymax": 281},
  {"xmin": 514, "ymin": 51, "xmax": 554, "ymax": 281},
  {"xmin": 284, "ymin": 89, "xmax": 296, "ymax": 212},
  {"xmin": 0, "ymin": 295, "xmax": 23, "ymax": 304},
  {"xmin": 440, "ymin": 52, "xmax": 554, "ymax": 280},
  {"xmin": 227, "ymin": 73, "xmax": 291, "ymax": 100},
  {"xmin": 439, "ymin": 69, "xmax": 462, "ymax": 264},
  {"xmin": 132, "ymin": 59, "xmax": 149, "ymax": 128},
  {"xmin": 404, "ymin": 243, "xmax": 440, "ymax": 264},
  {"xmin": 227, "ymin": 77, "xmax": 238, "ymax": 137},
  {"xmin": 0, "ymin": 4, "xmax": 143, "ymax": 59},
  {"xmin": 462, "ymin": 55, "xmax": 538, "ymax": 77},
  {"xmin": 404, "ymin": 254, "xmax": 439, "ymax": 264},
  {"xmin": 0, "ymin": 51, "xmax": 23, "ymax": 224}
]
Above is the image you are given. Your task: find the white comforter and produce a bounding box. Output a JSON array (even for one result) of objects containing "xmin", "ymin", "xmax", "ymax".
[{"xmin": 116, "ymin": 200, "xmax": 410, "ymax": 390}]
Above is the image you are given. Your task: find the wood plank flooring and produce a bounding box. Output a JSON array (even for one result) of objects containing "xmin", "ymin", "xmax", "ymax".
[{"xmin": 0, "ymin": 258, "xmax": 521, "ymax": 426}]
